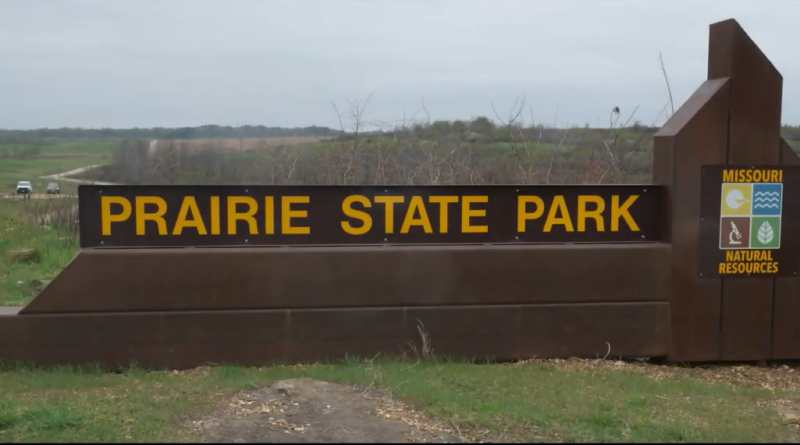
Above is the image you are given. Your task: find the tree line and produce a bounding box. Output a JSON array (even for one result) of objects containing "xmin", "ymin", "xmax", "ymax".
[
  {"xmin": 3, "ymin": 119, "xmax": 798, "ymax": 145},
  {"xmin": 0, "ymin": 125, "xmax": 342, "ymax": 144}
]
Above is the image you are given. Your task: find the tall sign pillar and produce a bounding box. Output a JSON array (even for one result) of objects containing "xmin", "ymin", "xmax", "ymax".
[{"xmin": 654, "ymin": 19, "xmax": 799, "ymax": 361}]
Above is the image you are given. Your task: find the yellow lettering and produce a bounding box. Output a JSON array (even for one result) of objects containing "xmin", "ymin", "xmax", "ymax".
[
  {"xmin": 723, "ymin": 170, "xmax": 734, "ymax": 182},
  {"xmin": 577, "ymin": 195, "xmax": 605, "ymax": 232},
  {"xmin": 719, "ymin": 263, "xmax": 726, "ymax": 274},
  {"xmin": 543, "ymin": 196, "xmax": 574, "ymax": 232},
  {"xmin": 401, "ymin": 196, "xmax": 433, "ymax": 234},
  {"xmin": 282, "ymin": 196, "xmax": 310, "ymax": 235},
  {"xmin": 210, "ymin": 196, "xmax": 220, "ymax": 235},
  {"xmin": 429, "ymin": 196, "xmax": 458, "ymax": 233},
  {"xmin": 611, "ymin": 195, "xmax": 640, "ymax": 231},
  {"xmin": 517, "ymin": 196, "xmax": 544, "ymax": 232},
  {"xmin": 172, "ymin": 196, "xmax": 207, "ymax": 235},
  {"xmin": 341, "ymin": 195, "xmax": 372, "ymax": 235},
  {"xmin": 374, "ymin": 196, "xmax": 404, "ymax": 234},
  {"xmin": 227, "ymin": 196, "xmax": 258, "ymax": 235},
  {"xmin": 461, "ymin": 196, "xmax": 488, "ymax": 233},
  {"xmin": 100, "ymin": 196, "xmax": 132, "ymax": 236},
  {"xmin": 264, "ymin": 197, "xmax": 275, "ymax": 235},
  {"xmin": 135, "ymin": 196, "xmax": 168, "ymax": 235}
]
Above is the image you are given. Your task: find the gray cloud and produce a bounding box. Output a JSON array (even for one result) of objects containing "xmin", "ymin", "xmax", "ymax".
[{"xmin": 0, "ymin": 0, "xmax": 797, "ymax": 129}]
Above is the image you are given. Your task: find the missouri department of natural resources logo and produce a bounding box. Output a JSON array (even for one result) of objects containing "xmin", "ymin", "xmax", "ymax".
[{"xmin": 719, "ymin": 182, "xmax": 783, "ymax": 250}]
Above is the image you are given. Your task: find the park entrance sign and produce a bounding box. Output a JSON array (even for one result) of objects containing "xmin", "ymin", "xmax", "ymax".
[
  {"xmin": 698, "ymin": 166, "xmax": 800, "ymax": 278},
  {"xmin": 2, "ymin": 18, "xmax": 800, "ymax": 368}
]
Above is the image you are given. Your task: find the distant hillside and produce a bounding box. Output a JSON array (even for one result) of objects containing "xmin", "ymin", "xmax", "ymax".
[
  {"xmin": 2, "ymin": 120, "xmax": 798, "ymax": 148},
  {"xmin": 0, "ymin": 125, "xmax": 342, "ymax": 143}
]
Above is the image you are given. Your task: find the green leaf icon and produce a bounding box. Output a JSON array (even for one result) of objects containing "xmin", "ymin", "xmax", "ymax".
[{"xmin": 758, "ymin": 221, "xmax": 774, "ymax": 244}]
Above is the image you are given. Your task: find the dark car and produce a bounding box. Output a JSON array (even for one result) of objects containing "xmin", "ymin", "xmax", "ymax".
[{"xmin": 46, "ymin": 182, "xmax": 60, "ymax": 194}]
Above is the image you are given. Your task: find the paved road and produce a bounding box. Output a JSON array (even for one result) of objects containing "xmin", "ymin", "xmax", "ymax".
[{"xmin": 0, "ymin": 193, "xmax": 77, "ymax": 200}]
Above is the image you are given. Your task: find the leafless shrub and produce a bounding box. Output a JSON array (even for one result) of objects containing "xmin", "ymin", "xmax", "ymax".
[
  {"xmin": 86, "ymin": 93, "xmax": 667, "ymax": 188},
  {"xmin": 415, "ymin": 319, "xmax": 432, "ymax": 358},
  {"xmin": 16, "ymin": 197, "xmax": 80, "ymax": 249}
]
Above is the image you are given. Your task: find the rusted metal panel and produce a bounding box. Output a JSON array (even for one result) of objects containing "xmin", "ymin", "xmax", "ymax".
[
  {"xmin": 21, "ymin": 243, "xmax": 671, "ymax": 314},
  {"xmin": 697, "ymin": 165, "xmax": 800, "ymax": 278},
  {"xmin": 0, "ymin": 303, "xmax": 670, "ymax": 370},
  {"xmin": 708, "ymin": 20, "xmax": 783, "ymax": 165},
  {"xmin": 708, "ymin": 19, "xmax": 784, "ymax": 362},
  {"xmin": 654, "ymin": 78, "xmax": 730, "ymax": 362},
  {"xmin": 772, "ymin": 140, "xmax": 800, "ymax": 359},
  {"xmin": 656, "ymin": 18, "xmax": 789, "ymax": 362},
  {"xmin": 78, "ymin": 184, "xmax": 663, "ymax": 248}
]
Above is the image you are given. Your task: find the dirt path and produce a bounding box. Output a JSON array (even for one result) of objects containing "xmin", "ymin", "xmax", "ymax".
[
  {"xmin": 188, "ymin": 378, "xmax": 462, "ymax": 443},
  {"xmin": 2, "ymin": 165, "xmax": 116, "ymax": 199},
  {"xmin": 40, "ymin": 165, "xmax": 118, "ymax": 185}
]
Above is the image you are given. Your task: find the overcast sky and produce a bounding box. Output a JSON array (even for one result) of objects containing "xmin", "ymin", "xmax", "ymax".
[{"xmin": 1, "ymin": 0, "xmax": 797, "ymax": 130}]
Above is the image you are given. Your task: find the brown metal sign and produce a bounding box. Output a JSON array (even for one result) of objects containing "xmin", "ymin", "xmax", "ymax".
[
  {"xmin": 698, "ymin": 166, "xmax": 800, "ymax": 278},
  {"xmin": 78, "ymin": 185, "xmax": 663, "ymax": 248}
]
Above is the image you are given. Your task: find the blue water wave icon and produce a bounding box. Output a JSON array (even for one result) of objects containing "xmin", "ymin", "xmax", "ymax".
[
  {"xmin": 752, "ymin": 185, "xmax": 782, "ymax": 215},
  {"xmin": 754, "ymin": 192, "xmax": 780, "ymax": 208}
]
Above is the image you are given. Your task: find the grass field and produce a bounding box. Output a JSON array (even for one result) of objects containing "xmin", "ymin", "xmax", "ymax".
[
  {"xmin": 0, "ymin": 358, "xmax": 798, "ymax": 442},
  {"xmin": 0, "ymin": 141, "xmax": 116, "ymax": 194},
  {"xmin": 154, "ymin": 136, "xmax": 330, "ymax": 153},
  {"xmin": 0, "ymin": 199, "xmax": 78, "ymax": 306}
]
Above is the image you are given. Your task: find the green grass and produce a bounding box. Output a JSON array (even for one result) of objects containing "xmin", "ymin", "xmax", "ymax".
[
  {"xmin": 0, "ymin": 359, "xmax": 796, "ymax": 442},
  {"xmin": 0, "ymin": 200, "xmax": 79, "ymax": 306},
  {"xmin": 0, "ymin": 140, "xmax": 116, "ymax": 193}
]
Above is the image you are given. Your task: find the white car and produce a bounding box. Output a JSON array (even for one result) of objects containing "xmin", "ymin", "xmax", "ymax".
[{"xmin": 15, "ymin": 181, "xmax": 32, "ymax": 195}]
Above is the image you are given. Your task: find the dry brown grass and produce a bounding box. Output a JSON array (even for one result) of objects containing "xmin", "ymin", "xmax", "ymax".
[{"xmin": 154, "ymin": 137, "xmax": 328, "ymax": 153}]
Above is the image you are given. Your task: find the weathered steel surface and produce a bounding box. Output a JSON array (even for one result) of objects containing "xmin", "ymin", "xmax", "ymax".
[
  {"xmin": 655, "ymin": 18, "xmax": 790, "ymax": 362},
  {"xmin": 0, "ymin": 303, "xmax": 670, "ymax": 369},
  {"xmin": 773, "ymin": 140, "xmax": 800, "ymax": 359},
  {"xmin": 710, "ymin": 19, "xmax": 783, "ymax": 362},
  {"xmin": 653, "ymin": 77, "xmax": 730, "ymax": 362},
  {"xmin": 78, "ymin": 184, "xmax": 663, "ymax": 248},
  {"xmin": 21, "ymin": 243, "xmax": 670, "ymax": 314}
]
